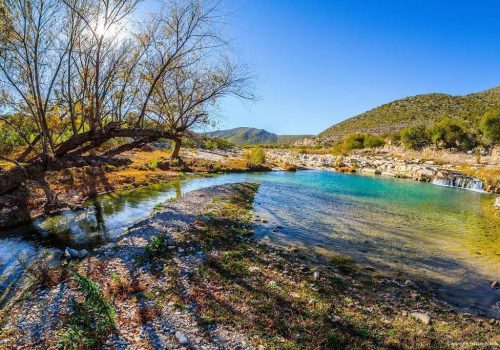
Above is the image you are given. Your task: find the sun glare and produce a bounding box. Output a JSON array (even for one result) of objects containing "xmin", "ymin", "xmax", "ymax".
[{"xmin": 94, "ymin": 17, "xmax": 129, "ymax": 42}]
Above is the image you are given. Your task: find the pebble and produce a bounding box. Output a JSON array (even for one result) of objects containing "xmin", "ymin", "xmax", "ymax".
[
  {"xmin": 175, "ymin": 331, "xmax": 189, "ymax": 345},
  {"xmin": 411, "ymin": 312, "xmax": 431, "ymax": 325},
  {"xmin": 491, "ymin": 280, "xmax": 499, "ymax": 289},
  {"xmin": 330, "ymin": 315, "xmax": 341, "ymax": 323},
  {"xmin": 249, "ymin": 266, "xmax": 261, "ymax": 274},
  {"xmin": 404, "ymin": 280, "xmax": 418, "ymax": 288},
  {"xmin": 313, "ymin": 271, "xmax": 320, "ymax": 280}
]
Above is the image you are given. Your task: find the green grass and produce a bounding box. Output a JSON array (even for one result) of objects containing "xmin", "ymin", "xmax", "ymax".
[
  {"xmin": 57, "ymin": 273, "xmax": 115, "ymax": 350},
  {"xmin": 329, "ymin": 253, "xmax": 357, "ymax": 274}
]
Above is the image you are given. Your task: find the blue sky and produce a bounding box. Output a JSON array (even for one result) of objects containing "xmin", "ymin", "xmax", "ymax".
[{"xmin": 143, "ymin": 0, "xmax": 500, "ymax": 135}]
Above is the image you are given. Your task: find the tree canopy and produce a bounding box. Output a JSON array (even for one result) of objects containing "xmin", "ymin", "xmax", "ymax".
[{"xmin": 0, "ymin": 0, "xmax": 252, "ymax": 201}]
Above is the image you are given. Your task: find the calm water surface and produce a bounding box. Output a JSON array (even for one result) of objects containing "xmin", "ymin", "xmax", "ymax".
[{"xmin": 0, "ymin": 171, "xmax": 498, "ymax": 316}]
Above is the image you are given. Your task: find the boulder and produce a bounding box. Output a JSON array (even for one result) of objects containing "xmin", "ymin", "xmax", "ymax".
[
  {"xmin": 46, "ymin": 248, "xmax": 64, "ymax": 269},
  {"xmin": 411, "ymin": 312, "xmax": 431, "ymax": 325},
  {"xmin": 64, "ymin": 247, "xmax": 89, "ymax": 260}
]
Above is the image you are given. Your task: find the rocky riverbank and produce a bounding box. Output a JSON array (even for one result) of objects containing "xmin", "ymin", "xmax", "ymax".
[
  {"xmin": 1, "ymin": 183, "xmax": 498, "ymax": 349},
  {"xmin": 266, "ymin": 149, "xmax": 498, "ymax": 193}
]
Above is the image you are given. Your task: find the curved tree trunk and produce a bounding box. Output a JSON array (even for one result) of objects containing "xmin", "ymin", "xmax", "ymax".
[
  {"xmin": 0, "ymin": 127, "xmax": 176, "ymax": 196},
  {"xmin": 171, "ymin": 138, "xmax": 182, "ymax": 159}
]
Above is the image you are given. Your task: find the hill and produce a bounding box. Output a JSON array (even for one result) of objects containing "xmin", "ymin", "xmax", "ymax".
[
  {"xmin": 204, "ymin": 127, "xmax": 310, "ymax": 145},
  {"xmin": 319, "ymin": 87, "xmax": 500, "ymax": 141}
]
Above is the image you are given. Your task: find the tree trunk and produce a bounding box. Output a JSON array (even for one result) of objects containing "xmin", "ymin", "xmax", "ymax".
[
  {"xmin": 0, "ymin": 127, "xmax": 176, "ymax": 195},
  {"xmin": 171, "ymin": 138, "xmax": 182, "ymax": 159}
]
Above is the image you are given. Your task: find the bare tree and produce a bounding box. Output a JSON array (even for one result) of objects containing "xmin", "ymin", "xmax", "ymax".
[
  {"xmin": 0, "ymin": 0, "xmax": 252, "ymax": 208},
  {"xmin": 148, "ymin": 56, "xmax": 253, "ymax": 159}
]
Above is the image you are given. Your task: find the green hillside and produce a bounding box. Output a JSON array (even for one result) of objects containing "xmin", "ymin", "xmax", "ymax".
[
  {"xmin": 319, "ymin": 87, "xmax": 500, "ymax": 140},
  {"xmin": 204, "ymin": 127, "xmax": 310, "ymax": 145}
]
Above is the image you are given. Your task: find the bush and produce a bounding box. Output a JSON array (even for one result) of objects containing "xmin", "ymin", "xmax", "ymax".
[
  {"xmin": 363, "ymin": 134, "xmax": 385, "ymax": 148},
  {"xmin": 400, "ymin": 126, "xmax": 431, "ymax": 150},
  {"xmin": 333, "ymin": 134, "xmax": 385, "ymax": 154},
  {"xmin": 244, "ymin": 147, "xmax": 266, "ymax": 166},
  {"xmin": 430, "ymin": 118, "xmax": 473, "ymax": 150},
  {"xmin": 144, "ymin": 234, "xmax": 170, "ymax": 262},
  {"xmin": 341, "ymin": 134, "xmax": 365, "ymax": 151},
  {"xmin": 58, "ymin": 273, "xmax": 115, "ymax": 350},
  {"xmin": 202, "ymin": 138, "xmax": 233, "ymax": 150},
  {"xmin": 481, "ymin": 110, "xmax": 500, "ymax": 143},
  {"xmin": 389, "ymin": 132, "xmax": 401, "ymax": 145}
]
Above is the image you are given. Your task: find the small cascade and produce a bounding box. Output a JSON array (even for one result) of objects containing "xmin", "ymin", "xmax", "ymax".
[{"xmin": 431, "ymin": 174, "xmax": 484, "ymax": 192}]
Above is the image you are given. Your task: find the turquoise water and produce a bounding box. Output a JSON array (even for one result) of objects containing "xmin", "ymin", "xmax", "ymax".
[{"xmin": 0, "ymin": 170, "xmax": 498, "ymax": 316}]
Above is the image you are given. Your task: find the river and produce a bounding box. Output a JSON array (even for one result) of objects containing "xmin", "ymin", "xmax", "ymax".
[{"xmin": 0, "ymin": 170, "xmax": 498, "ymax": 317}]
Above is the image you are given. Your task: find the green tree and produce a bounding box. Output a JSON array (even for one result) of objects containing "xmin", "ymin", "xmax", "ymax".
[
  {"xmin": 480, "ymin": 110, "xmax": 500, "ymax": 143},
  {"xmin": 341, "ymin": 134, "xmax": 365, "ymax": 150},
  {"xmin": 429, "ymin": 118, "xmax": 473, "ymax": 150},
  {"xmin": 400, "ymin": 126, "xmax": 431, "ymax": 150}
]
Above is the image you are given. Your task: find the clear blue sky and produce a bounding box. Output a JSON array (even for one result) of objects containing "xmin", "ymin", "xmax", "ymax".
[{"xmin": 144, "ymin": 0, "xmax": 500, "ymax": 135}]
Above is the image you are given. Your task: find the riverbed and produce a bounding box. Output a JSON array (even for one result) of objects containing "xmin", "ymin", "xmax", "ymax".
[{"xmin": 0, "ymin": 170, "xmax": 498, "ymax": 317}]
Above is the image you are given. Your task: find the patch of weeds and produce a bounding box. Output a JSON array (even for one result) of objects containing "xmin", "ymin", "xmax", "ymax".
[
  {"xmin": 58, "ymin": 273, "xmax": 115, "ymax": 350},
  {"xmin": 330, "ymin": 276, "xmax": 347, "ymax": 290},
  {"xmin": 173, "ymin": 301, "xmax": 188, "ymax": 311},
  {"xmin": 21, "ymin": 257, "xmax": 63, "ymax": 289},
  {"xmin": 152, "ymin": 202, "xmax": 164, "ymax": 212},
  {"xmin": 138, "ymin": 305, "xmax": 160, "ymax": 324},
  {"xmin": 198, "ymin": 315, "xmax": 217, "ymax": 328},
  {"xmin": 107, "ymin": 273, "xmax": 142, "ymax": 301},
  {"xmin": 329, "ymin": 253, "xmax": 357, "ymax": 274},
  {"xmin": 142, "ymin": 234, "xmax": 171, "ymax": 263},
  {"xmin": 325, "ymin": 329, "xmax": 350, "ymax": 349},
  {"xmin": 147, "ymin": 159, "xmax": 159, "ymax": 170}
]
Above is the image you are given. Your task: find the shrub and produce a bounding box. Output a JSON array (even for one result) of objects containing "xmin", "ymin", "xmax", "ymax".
[
  {"xmin": 58, "ymin": 273, "xmax": 115, "ymax": 350},
  {"xmin": 144, "ymin": 234, "xmax": 170, "ymax": 262},
  {"xmin": 400, "ymin": 126, "xmax": 431, "ymax": 150},
  {"xmin": 363, "ymin": 134, "xmax": 385, "ymax": 148},
  {"xmin": 341, "ymin": 133, "xmax": 365, "ymax": 151},
  {"xmin": 202, "ymin": 138, "xmax": 233, "ymax": 150},
  {"xmin": 244, "ymin": 147, "xmax": 266, "ymax": 166},
  {"xmin": 480, "ymin": 109, "xmax": 500, "ymax": 143},
  {"xmin": 429, "ymin": 118, "xmax": 473, "ymax": 150},
  {"xmin": 389, "ymin": 132, "xmax": 401, "ymax": 145},
  {"xmin": 334, "ymin": 134, "xmax": 385, "ymax": 154}
]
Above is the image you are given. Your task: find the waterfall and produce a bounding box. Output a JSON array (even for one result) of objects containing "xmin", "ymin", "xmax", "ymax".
[{"xmin": 431, "ymin": 175, "xmax": 484, "ymax": 192}]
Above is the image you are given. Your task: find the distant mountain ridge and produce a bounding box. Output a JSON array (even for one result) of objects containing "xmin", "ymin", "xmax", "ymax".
[
  {"xmin": 319, "ymin": 86, "xmax": 500, "ymax": 141},
  {"xmin": 204, "ymin": 127, "xmax": 311, "ymax": 145}
]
